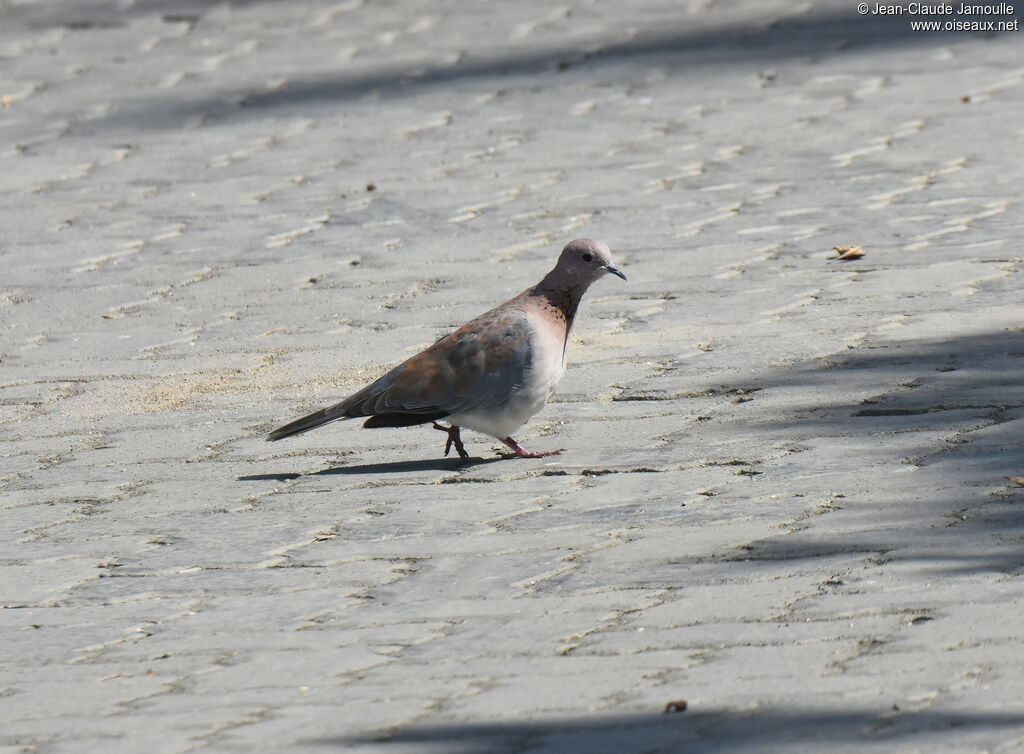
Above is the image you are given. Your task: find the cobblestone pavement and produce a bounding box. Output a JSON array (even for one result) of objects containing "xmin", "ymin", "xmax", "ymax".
[{"xmin": 2, "ymin": 1, "xmax": 1023, "ymax": 751}]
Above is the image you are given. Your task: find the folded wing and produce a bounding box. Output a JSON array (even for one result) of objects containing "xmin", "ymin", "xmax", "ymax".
[{"xmin": 267, "ymin": 304, "xmax": 532, "ymax": 441}]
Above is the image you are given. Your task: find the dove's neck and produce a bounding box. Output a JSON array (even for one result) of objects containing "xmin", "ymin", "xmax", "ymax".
[{"xmin": 530, "ymin": 275, "xmax": 589, "ymax": 340}]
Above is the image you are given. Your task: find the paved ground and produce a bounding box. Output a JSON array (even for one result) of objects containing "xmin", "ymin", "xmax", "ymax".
[{"xmin": 2, "ymin": 0, "xmax": 1023, "ymax": 751}]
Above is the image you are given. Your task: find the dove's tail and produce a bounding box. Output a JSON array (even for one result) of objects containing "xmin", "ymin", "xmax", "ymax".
[
  {"xmin": 267, "ymin": 406, "xmax": 448, "ymax": 441},
  {"xmin": 266, "ymin": 407, "xmax": 345, "ymax": 441},
  {"xmin": 268, "ymin": 361, "xmax": 451, "ymax": 441}
]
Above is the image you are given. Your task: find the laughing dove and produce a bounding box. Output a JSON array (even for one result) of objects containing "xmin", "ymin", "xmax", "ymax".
[{"xmin": 267, "ymin": 238, "xmax": 626, "ymax": 459}]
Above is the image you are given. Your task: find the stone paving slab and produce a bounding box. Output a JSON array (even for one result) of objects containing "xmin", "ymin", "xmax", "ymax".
[{"xmin": 2, "ymin": 0, "xmax": 1023, "ymax": 751}]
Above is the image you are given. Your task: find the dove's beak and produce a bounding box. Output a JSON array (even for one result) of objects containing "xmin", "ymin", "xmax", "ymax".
[{"xmin": 605, "ymin": 263, "xmax": 627, "ymax": 281}]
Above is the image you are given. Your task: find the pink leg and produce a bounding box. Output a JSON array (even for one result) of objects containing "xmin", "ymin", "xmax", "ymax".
[
  {"xmin": 433, "ymin": 422, "xmax": 469, "ymax": 460},
  {"xmin": 501, "ymin": 436, "xmax": 562, "ymax": 459}
]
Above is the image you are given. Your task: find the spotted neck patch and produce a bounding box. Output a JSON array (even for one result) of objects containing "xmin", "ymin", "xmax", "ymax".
[{"xmin": 532, "ymin": 284, "xmax": 584, "ymax": 351}]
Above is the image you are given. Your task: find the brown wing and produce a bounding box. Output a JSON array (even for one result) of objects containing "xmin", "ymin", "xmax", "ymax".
[{"xmin": 267, "ymin": 303, "xmax": 532, "ymax": 440}]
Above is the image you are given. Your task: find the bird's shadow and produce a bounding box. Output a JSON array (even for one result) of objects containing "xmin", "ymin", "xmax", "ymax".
[{"xmin": 238, "ymin": 455, "xmax": 505, "ymax": 481}]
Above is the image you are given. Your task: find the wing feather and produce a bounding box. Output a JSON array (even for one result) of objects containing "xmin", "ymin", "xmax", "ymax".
[{"xmin": 267, "ymin": 303, "xmax": 533, "ymax": 441}]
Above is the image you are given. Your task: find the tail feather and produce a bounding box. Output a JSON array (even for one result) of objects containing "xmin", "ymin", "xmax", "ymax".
[
  {"xmin": 266, "ymin": 407, "xmax": 345, "ymax": 441},
  {"xmin": 268, "ymin": 359, "xmax": 450, "ymax": 441},
  {"xmin": 267, "ymin": 407, "xmax": 448, "ymax": 441}
]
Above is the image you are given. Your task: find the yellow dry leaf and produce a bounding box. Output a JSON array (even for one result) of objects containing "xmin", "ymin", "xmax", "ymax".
[
  {"xmin": 1008, "ymin": 477, "xmax": 1024, "ymax": 487},
  {"xmin": 834, "ymin": 245, "xmax": 865, "ymax": 260}
]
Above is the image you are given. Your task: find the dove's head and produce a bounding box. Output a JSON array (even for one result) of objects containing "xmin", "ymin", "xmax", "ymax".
[{"xmin": 552, "ymin": 238, "xmax": 627, "ymax": 288}]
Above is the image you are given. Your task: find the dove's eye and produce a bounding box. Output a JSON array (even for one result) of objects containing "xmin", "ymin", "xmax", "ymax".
[{"xmin": 582, "ymin": 253, "xmax": 593, "ymax": 263}]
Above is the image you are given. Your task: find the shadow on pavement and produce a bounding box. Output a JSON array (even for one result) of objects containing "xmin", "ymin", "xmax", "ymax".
[
  {"xmin": 319, "ymin": 706, "xmax": 1024, "ymax": 753},
  {"xmin": 24, "ymin": 4, "xmax": 1009, "ymax": 130},
  {"xmin": 722, "ymin": 327, "xmax": 1024, "ymax": 575},
  {"xmin": 313, "ymin": 455, "xmax": 505, "ymax": 474},
  {"xmin": 237, "ymin": 454, "xmax": 504, "ymax": 481}
]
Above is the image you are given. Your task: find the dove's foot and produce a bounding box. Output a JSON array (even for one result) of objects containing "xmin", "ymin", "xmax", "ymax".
[
  {"xmin": 433, "ymin": 422, "xmax": 470, "ymax": 460},
  {"xmin": 501, "ymin": 436, "xmax": 562, "ymax": 459}
]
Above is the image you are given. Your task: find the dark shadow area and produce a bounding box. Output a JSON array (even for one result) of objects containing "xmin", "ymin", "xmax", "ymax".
[
  {"xmin": 34, "ymin": 4, "xmax": 1014, "ymax": 131},
  {"xmin": 237, "ymin": 454, "xmax": 504, "ymax": 481},
  {"xmin": 727, "ymin": 515, "xmax": 1024, "ymax": 575},
  {"xmin": 771, "ymin": 329, "xmax": 1021, "ymax": 433},
  {"xmin": 225, "ymin": 9, "xmax": 978, "ymax": 111},
  {"xmin": 8, "ymin": 0, "xmax": 274, "ymax": 28},
  {"xmin": 733, "ymin": 328, "xmax": 1023, "ymax": 437},
  {"xmin": 238, "ymin": 471, "xmax": 304, "ymax": 482},
  {"xmin": 313, "ymin": 455, "xmax": 505, "ymax": 475},
  {"xmin": 801, "ymin": 330, "xmax": 1024, "ymax": 389},
  {"xmin": 318, "ymin": 707, "xmax": 1024, "ymax": 753},
  {"xmin": 715, "ymin": 327, "xmax": 1024, "ymax": 575}
]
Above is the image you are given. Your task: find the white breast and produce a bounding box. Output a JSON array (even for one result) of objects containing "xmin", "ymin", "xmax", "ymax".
[{"xmin": 447, "ymin": 308, "xmax": 567, "ymax": 440}]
